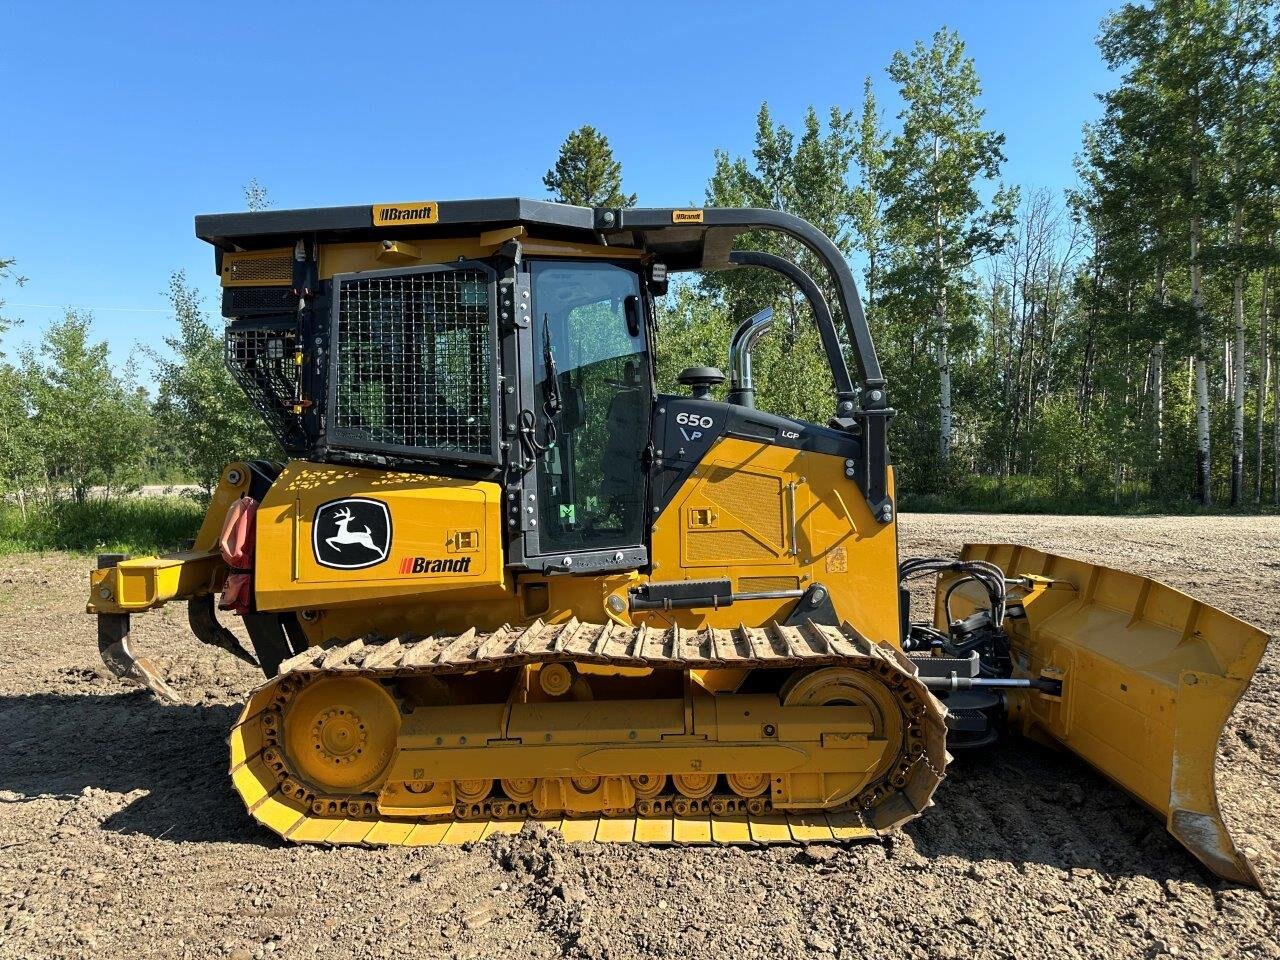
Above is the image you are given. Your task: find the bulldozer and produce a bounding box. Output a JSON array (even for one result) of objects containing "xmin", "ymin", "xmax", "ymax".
[{"xmin": 87, "ymin": 199, "xmax": 1268, "ymax": 886}]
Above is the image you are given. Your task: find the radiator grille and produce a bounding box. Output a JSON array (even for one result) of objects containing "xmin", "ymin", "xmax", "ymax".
[
  {"xmin": 225, "ymin": 324, "xmax": 298, "ymax": 432},
  {"xmin": 331, "ymin": 268, "xmax": 494, "ymax": 460}
]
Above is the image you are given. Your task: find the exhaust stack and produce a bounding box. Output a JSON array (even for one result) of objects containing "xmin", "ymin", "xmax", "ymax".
[{"xmin": 726, "ymin": 308, "xmax": 774, "ymax": 408}]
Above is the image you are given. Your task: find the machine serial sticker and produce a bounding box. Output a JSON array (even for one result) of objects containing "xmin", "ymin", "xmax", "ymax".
[
  {"xmin": 312, "ymin": 498, "xmax": 392, "ymax": 570},
  {"xmin": 672, "ymin": 209, "xmax": 704, "ymax": 224},
  {"xmin": 372, "ymin": 202, "xmax": 439, "ymax": 226}
]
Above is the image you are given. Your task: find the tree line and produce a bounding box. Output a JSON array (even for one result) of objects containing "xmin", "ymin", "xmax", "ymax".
[
  {"xmin": 549, "ymin": 6, "xmax": 1279, "ymax": 509},
  {"xmin": 2, "ymin": 4, "xmax": 1277, "ymax": 516}
]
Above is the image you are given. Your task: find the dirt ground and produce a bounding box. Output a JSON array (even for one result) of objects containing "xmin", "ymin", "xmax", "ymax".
[{"xmin": 1, "ymin": 514, "xmax": 1277, "ymax": 960}]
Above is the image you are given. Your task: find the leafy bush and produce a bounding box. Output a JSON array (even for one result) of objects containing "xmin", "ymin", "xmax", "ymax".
[{"xmin": 0, "ymin": 496, "xmax": 205, "ymax": 555}]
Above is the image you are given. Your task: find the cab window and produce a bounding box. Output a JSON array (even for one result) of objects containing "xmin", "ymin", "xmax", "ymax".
[{"xmin": 530, "ymin": 260, "xmax": 651, "ymax": 553}]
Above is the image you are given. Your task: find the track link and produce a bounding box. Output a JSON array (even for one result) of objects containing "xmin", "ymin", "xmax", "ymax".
[{"xmin": 229, "ymin": 619, "xmax": 949, "ymax": 847}]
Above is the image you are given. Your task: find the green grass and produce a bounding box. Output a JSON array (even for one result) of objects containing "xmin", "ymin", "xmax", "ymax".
[
  {"xmin": 0, "ymin": 496, "xmax": 205, "ymax": 555},
  {"xmin": 899, "ymin": 473, "xmax": 1280, "ymax": 515},
  {"xmin": 0, "ymin": 480, "xmax": 1270, "ymax": 559}
]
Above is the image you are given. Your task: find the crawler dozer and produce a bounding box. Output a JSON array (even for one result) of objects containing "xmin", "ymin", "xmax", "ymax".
[{"xmin": 88, "ymin": 199, "xmax": 1268, "ymax": 885}]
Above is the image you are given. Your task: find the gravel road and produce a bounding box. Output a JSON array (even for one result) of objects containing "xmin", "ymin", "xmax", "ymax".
[{"xmin": 1, "ymin": 514, "xmax": 1276, "ymax": 959}]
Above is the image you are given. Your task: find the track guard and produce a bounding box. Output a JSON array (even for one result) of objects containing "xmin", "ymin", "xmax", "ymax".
[{"xmin": 946, "ymin": 544, "xmax": 1269, "ymax": 888}]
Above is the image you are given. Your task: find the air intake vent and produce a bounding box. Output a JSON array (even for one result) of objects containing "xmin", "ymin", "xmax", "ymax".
[
  {"xmin": 225, "ymin": 321, "xmax": 299, "ymax": 438},
  {"xmin": 328, "ymin": 264, "xmax": 498, "ymax": 465},
  {"xmin": 222, "ymin": 251, "xmax": 293, "ymax": 286},
  {"xmin": 222, "ymin": 286, "xmax": 294, "ymax": 318}
]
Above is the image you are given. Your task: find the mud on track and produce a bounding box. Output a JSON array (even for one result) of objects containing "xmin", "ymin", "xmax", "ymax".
[{"xmin": 1, "ymin": 514, "xmax": 1277, "ymax": 959}]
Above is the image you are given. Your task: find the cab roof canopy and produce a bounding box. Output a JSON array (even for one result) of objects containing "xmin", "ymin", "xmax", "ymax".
[
  {"xmin": 195, "ymin": 197, "xmax": 881, "ymax": 393},
  {"xmin": 195, "ymin": 198, "xmax": 752, "ymax": 273}
]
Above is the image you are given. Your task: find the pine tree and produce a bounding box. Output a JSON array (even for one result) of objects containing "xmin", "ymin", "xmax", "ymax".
[{"xmin": 543, "ymin": 126, "xmax": 636, "ymax": 207}]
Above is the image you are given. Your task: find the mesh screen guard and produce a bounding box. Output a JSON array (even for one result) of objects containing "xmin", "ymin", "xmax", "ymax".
[
  {"xmin": 225, "ymin": 320, "xmax": 299, "ymax": 441},
  {"xmin": 326, "ymin": 263, "xmax": 500, "ymax": 465}
]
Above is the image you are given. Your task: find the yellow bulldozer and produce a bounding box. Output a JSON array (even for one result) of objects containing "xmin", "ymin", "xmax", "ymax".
[{"xmin": 87, "ymin": 199, "xmax": 1268, "ymax": 885}]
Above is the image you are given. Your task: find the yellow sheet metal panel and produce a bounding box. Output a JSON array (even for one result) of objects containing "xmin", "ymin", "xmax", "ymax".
[
  {"xmin": 364, "ymin": 819, "xmax": 417, "ymax": 845},
  {"xmin": 285, "ymin": 814, "xmax": 343, "ymax": 844},
  {"xmin": 747, "ymin": 814, "xmax": 792, "ymax": 843},
  {"xmin": 251, "ymin": 790, "xmax": 307, "ymax": 837},
  {"xmin": 228, "ymin": 714, "xmax": 265, "ymax": 770},
  {"xmin": 649, "ymin": 437, "xmax": 900, "ymax": 644},
  {"xmin": 479, "ymin": 820, "xmax": 525, "ymax": 840},
  {"xmin": 231, "ymin": 756, "xmax": 275, "ymax": 810},
  {"xmin": 825, "ymin": 809, "xmax": 875, "ymax": 840},
  {"xmin": 403, "ymin": 821, "xmax": 451, "ymax": 846},
  {"xmin": 254, "ymin": 461, "xmax": 505, "ymax": 611},
  {"xmin": 786, "ymin": 812, "xmax": 835, "ymax": 842},
  {"xmin": 555, "ymin": 819, "xmax": 598, "ymax": 842},
  {"xmin": 709, "ymin": 815, "xmax": 752, "ymax": 844}
]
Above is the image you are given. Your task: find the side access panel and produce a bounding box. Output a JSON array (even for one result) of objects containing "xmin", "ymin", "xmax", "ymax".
[
  {"xmin": 946, "ymin": 544, "xmax": 1269, "ymax": 887},
  {"xmin": 254, "ymin": 461, "xmax": 507, "ymax": 611}
]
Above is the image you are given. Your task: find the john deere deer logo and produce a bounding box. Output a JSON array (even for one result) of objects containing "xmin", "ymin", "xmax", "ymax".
[{"xmin": 312, "ymin": 498, "xmax": 392, "ymax": 570}]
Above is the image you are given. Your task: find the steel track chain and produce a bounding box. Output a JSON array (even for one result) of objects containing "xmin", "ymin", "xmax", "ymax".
[{"xmin": 233, "ymin": 619, "xmax": 950, "ymax": 837}]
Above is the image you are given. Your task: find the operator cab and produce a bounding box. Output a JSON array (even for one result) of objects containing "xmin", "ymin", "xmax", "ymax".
[{"xmin": 199, "ymin": 199, "xmax": 891, "ymax": 577}]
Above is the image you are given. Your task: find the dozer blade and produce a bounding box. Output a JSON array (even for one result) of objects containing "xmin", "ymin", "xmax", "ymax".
[{"xmin": 949, "ymin": 544, "xmax": 1269, "ymax": 887}]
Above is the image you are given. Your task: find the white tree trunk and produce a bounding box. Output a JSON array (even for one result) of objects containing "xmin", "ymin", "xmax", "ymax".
[
  {"xmin": 1255, "ymin": 270, "xmax": 1269, "ymax": 504},
  {"xmin": 1190, "ymin": 137, "xmax": 1211, "ymax": 505},
  {"xmin": 1153, "ymin": 266, "xmax": 1166, "ymax": 490},
  {"xmin": 1273, "ymin": 324, "xmax": 1279, "ymax": 505},
  {"xmin": 1195, "ymin": 356, "xmax": 1212, "ymax": 502},
  {"xmin": 934, "ymin": 134, "xmax": 952, "ymax": 462},
  {"xmin": 1152, "ymin": 340, "xmax": 1164, "ymax": 478},
  {"xmin": 938, "ymin": 333, "xmax": 952, "ymax": 460},
  {"xmin": 1230, "ymin": 208, "xmax": 1246, "ymax": 505}
]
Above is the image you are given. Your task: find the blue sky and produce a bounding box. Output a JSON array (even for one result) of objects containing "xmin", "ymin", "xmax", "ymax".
[{"xmin": 0, "ymin": 0, "xmax": 1115, "ymax": 385}]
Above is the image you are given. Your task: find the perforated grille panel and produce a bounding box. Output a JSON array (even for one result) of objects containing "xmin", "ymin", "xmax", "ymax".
[
  {"xmin": 702, "ymin": 468, "xmax": 784, "ymax": 547},
  {"xmin": 330, "ymin": 267, "xmax": 496, "ymax": 461},
  {"xmin": 686, "ymin": 529, "xmax": 775, "ymax": 563},
  {"xmin": 222, "ymin": 286, "xmax": 294, "ymax": 317},
  {"xmin": 738, "ymin": 576, "xmax": 801, "ymax": 592},
  {"xmin": 223, "ymin": 252, "xmax": 293, "ymax": 285},
  {"xmin": 225, "ymin": 323, "xmax": 298, "ymax": 435}
]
